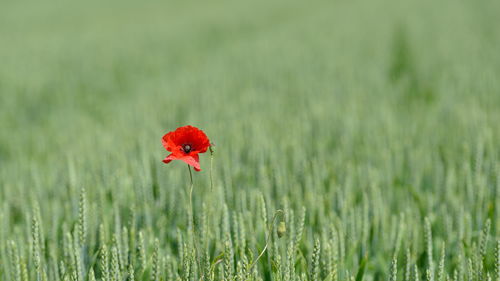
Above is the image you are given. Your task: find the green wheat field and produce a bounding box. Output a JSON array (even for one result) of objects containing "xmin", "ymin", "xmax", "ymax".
[{"xmin": 1, "ymin": 0, "xmax": 499, "ymax": 280}]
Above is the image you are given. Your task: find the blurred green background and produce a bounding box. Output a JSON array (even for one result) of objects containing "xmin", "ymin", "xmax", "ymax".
[{"xmin": 1, "ymin": 0, "xmax": 499, "ymax": 280}]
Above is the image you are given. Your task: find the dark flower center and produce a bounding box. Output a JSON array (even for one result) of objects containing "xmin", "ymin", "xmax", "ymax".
[{"xmin": 182, "ymin": 144, "xmax": 192, "ymax": 153}]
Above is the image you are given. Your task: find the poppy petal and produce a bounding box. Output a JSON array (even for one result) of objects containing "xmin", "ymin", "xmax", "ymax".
[
  {"xmin": 161, "ymin": 136, "xmax": 170, "ymax": 151},
  {"xmin": 162, "ymin": 153, "xmax": 177, "ymax": 164},
  {"xmin": 162, "ymin": 132, "xmax": 180, "ymax": 152},
  {"xmin": 181, "ymin": 154, "xmax": 201, "ymax": 171},
  {"xmin": 162, "ymin": 125, "xmax": 210, "ymax": 171}
]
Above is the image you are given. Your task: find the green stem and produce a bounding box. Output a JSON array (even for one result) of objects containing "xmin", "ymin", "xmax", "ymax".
[
  {"xmin": 188, "ymin": 165, "xmax": 194, "ymax": 225},
  {"xmin": 209, "ymin": 146, "xmax": 214, "ymax": 191},
  {"xmin": 187, "ymin": 165, "xmax": 203, "ymax": 280},
  {"xmin": 248, "ymin": 209, "xmax": 284, "ymax": 271}
]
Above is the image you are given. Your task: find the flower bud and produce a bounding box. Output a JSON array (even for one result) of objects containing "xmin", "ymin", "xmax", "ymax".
[{"xmin": 277, "ymin": 221, "xmax": 286, "ymax": 238}]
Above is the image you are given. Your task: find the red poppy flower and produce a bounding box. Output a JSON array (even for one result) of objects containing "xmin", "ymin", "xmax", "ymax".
[{"xmin": 161, "ymin": 125, "xmax": 210, "ymax": 171}]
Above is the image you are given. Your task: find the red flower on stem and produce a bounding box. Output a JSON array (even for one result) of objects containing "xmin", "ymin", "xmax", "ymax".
[{"xmin": 162, "ymin": 125, "xmax": 210, "ymax": 171}]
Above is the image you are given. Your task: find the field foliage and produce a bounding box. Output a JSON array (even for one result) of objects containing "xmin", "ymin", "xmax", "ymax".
[{"xmin": 1, "ymin": 0, "xmax": 499, "ymax": 280}]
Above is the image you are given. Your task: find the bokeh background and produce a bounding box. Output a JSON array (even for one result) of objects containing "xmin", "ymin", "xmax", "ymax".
[{"xmin": 1, "ymin": 0, "xmax": 499, "ymax": 280}]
